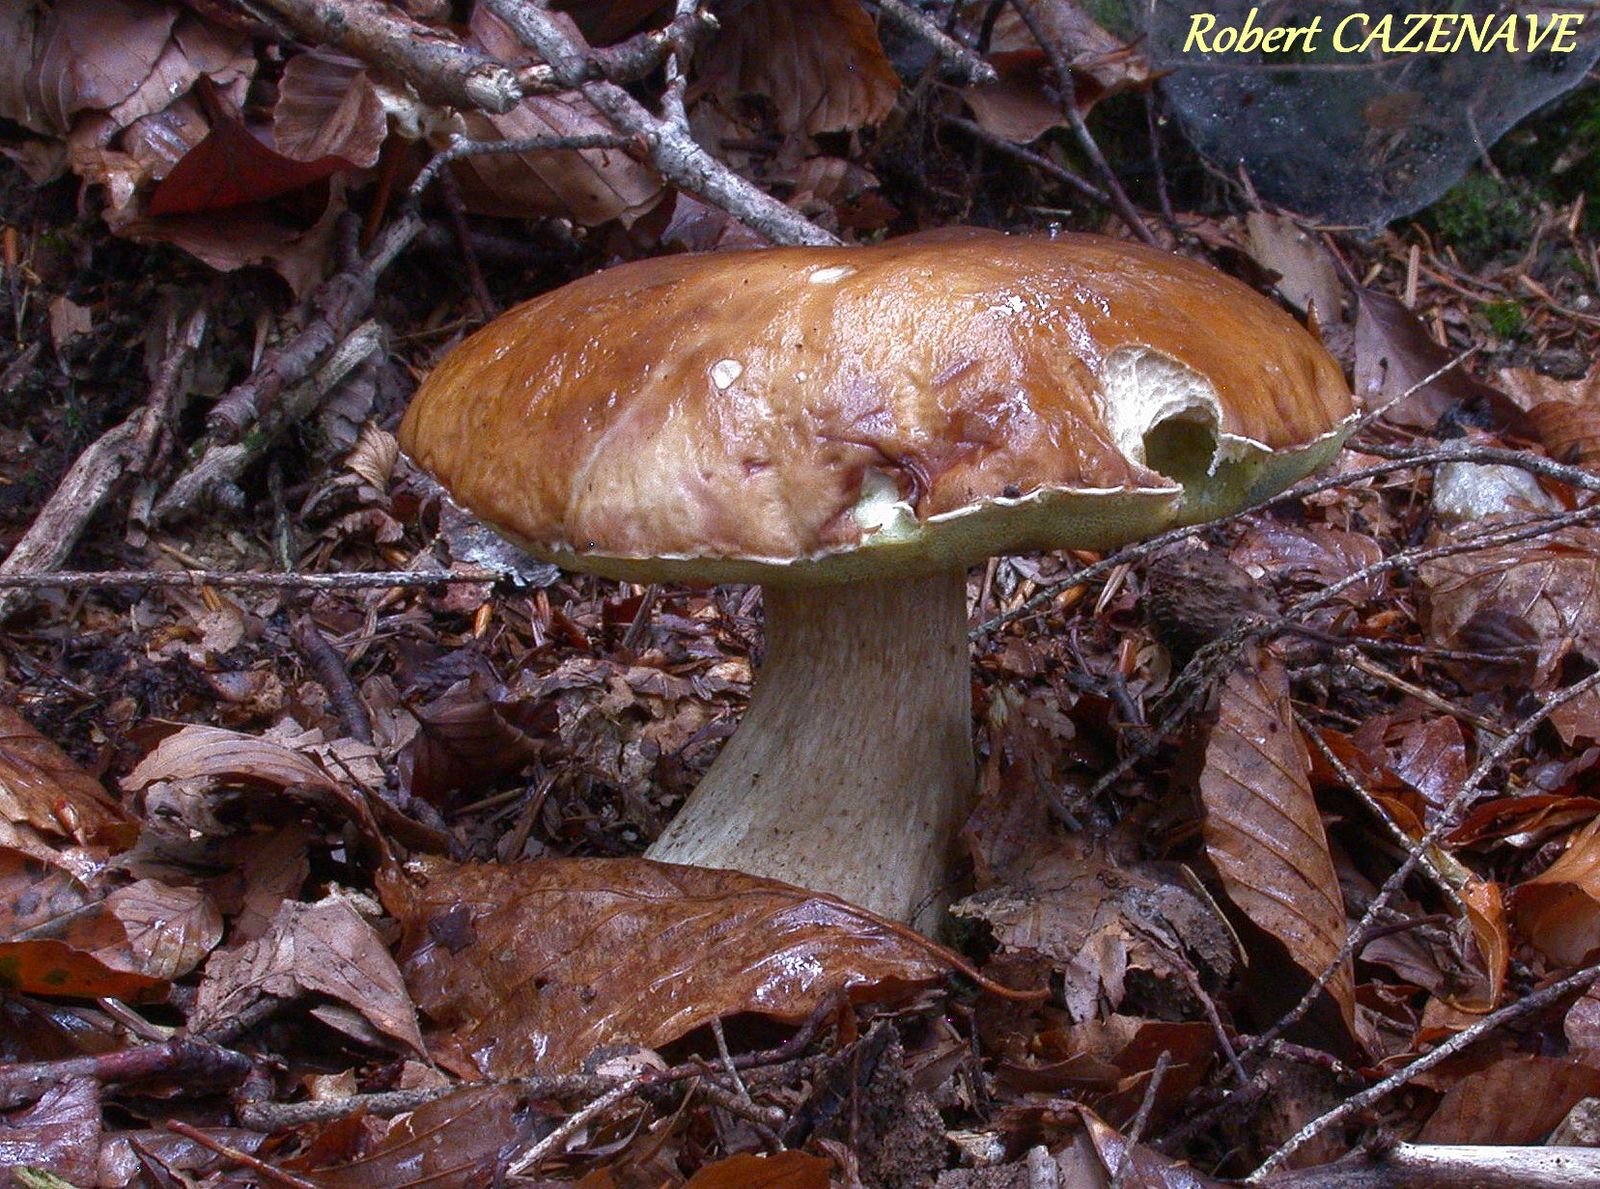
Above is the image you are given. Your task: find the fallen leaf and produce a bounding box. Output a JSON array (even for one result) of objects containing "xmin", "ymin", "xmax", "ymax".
[
  {"xmin": 272, "ymin": 48, "xmax": 386, "ymax": 168},
  {"xmin": 380, "ymin": 855, "xmax": 957, "ymax": 1077},
  {"xmin": 0, "ymin": 705, "xmax": 136, "ymax": 849},
  {"xmin": 684, "ymin": 1150, "xmax": 833, "ymax": 1189},
  {"xmin": 1199, "ymin": 648, "xmax": 1355, "ymax": 1035},
  {"xmin": 146, "ymin": 109, "xmax": 351, "ymax": 215},
  {"xmin": 1352, "ymin": 290, "xmax": 1530, "ymax": 434},
  {"xmin": 0, "ymin": 1078, "xmax": 101, "ymax": 1186},
  {"xmin": 122, "ymin": 722, "xmax": 338, "ymax": 796},
  {"xmin": 697, "ymin": 0, "xmax": 899, "ymax": 135},
  {"xmin": 1418, "ymin": 1055, "xmax": 1600, "ymax": 1143},
  {"xmin": 190, "ymin": 894, "xmax": 425, "ymax": 1055},
  {"xmin": 1419, "ymin": 524, "xmax": 1600, "ymax": 742},
  {"xmin": 963, "ymin": 50, "xmax": 1067, "ymax": 144},
  {"xmin": 1514, "ymin": 817, "xmax": 1600, "ymax": 966},
  {"xmin": 451, "ymin": 10, "xmax": 662, "ymax": 226},
  {"xmin": 293, "ymin": 1086, "xmax": 521, "ymax": 1189},
  {"xmin": 96, "ymin": 879, "xmax": 221, "ymax": 981},
  {"xmin": 1499, "ymin": 363, "xmax": 1600, "ymax": 467},
  {"xmin": 1244, "ymin": 213, "xmax": 1343, "ymax": 321},
  {"xmin": 0, "ymin": 0, "xmax": 174, "ymax": 135}
]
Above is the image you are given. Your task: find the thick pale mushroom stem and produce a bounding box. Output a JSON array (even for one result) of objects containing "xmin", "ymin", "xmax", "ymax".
[{"xmin": 645, "ymin": 570, "xmax": 973, "ymax": 923}]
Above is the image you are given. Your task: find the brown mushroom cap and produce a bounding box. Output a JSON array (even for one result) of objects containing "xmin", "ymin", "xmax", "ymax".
[{"xmin": 399, "ymin": 229, "xmax": 1354, "ymax": 586}]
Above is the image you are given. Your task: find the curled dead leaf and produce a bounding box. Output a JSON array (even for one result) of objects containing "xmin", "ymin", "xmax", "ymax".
[
  {"xmin": 1514, "ymin": 817, "xmax": 1600, "ymax": 967},
  {"xmin": 191, "ymin": 894, "xmax": 425, "ymax": 1055},
  {"xmin": 0, "ymin": 705, "xmax": 135, "ymax": 849}
]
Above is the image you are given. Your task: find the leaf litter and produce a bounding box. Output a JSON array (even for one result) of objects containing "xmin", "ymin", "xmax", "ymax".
[{"xmin": 1, "ymin": 0, "xmax": 1600, "ymax": 1184}]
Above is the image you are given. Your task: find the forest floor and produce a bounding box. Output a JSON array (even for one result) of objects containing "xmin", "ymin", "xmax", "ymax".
[{"xmin": 2, "ymin": 3, "xmax": 1600, "ymax": 1187}]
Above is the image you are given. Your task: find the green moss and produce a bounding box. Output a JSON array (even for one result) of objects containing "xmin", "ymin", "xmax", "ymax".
[
  {"xmin": 1423, "ymin": 173, "xmax": 1535, "ymax": 266},
  {"xmin": 1480, "ymin": 299, "xmax": 1526, "ymax": 340}
]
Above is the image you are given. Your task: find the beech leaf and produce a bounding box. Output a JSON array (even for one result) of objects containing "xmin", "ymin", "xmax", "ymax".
[
  {"xmin": 1199, "ymin": 649, "xmax": 1355, "ymax": 1033},
  {"xmin": 191, "ymin": 895, "xmax": 425, "ymax": 1055},
  {"xmin": 0, "ymin": 704, "xmax": 135, "ymax": 849},
  {"xmin": 379, "ymin": 855, "xmax": 958, "ymax": 1077}
]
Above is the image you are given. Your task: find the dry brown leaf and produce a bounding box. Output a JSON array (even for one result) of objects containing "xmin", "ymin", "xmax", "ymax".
[
  {"xmin": 1352, "ymin": 290, "xmax": 1530, "ymax": 433},
  {"xmin": 97, "ymin": 879, "xmax": 221, "ymax": 981},
  {"xmin": 191, "ymin": 894, "xmax": 425, "ymax": 1055},
  {"xmin": 451, "ymin": 10, "xmax": 662, "ymax": 226},
  {"xmin": 1419, "ymin": 524, "xmax": 1600, "ymax": 742},
  {"xmin": 963, "ymin": 50, "xmax": 1066, "ymax": 144},
  {"xmin": 1514, "ymin": 817, "xmax": 1600, "ymax": 966},
  {"xmin": 1454, "ymin": 876, "xmax": 1509, "ymax": 1012},
  {"xmin": 697, "ymin": 0, "xmax": 899, "ymax": 136},
  {"xmin": 0, "ymin": 848, "xmax": 169, "ymax": 999},
  {"xmin": 952, "ymin": 856, "xmax": 1233, "ymax": 1025},
  {"xmin": 1499, "ymin": 362, "xmax": 1600, "ymax": 411},
  {"xmin": 683, "ymin": 1150, "xmax": 833, "ymax": 1189},
  {"xmin": 379, "ymin": 855, "xmax": 957, "ymax": 1077},
  {"xmin": 0, "ymin": 704, "xmax": 136, "ymax": 849},
  {"xmin": 0, "ymin": 0, "xmax": 175, "ymax": 135},
  {"xmin": 1503, "ymin": 362, "xmax": 1600, "ymax": 467},
  {"xmin": 123, "ymin": 721, "xmax": 339, "ymax": 795},
  {"xmin": 992, "ymin": 2, "xmax": 1155, "ymax": 111},
  {"xmin": 1243, "ymin": 212, "xmax": 1344, "ymax": 321},
  {"xmin": 273, "ymin": 49, "xmax": 386, "ymax": 168},
  {"xmin": 1229, "ymin": 522, "xmax": 1387, "ymax": 607},
  {"xmin": 292, "ymin": 1086, "xmax": 521, "ymax": 1189},
  {"xmin": 1418, "ymin": 1054, "xmax": 1600, "ymax": 1143},
  {"xmin": 1199, "ymin": 649, "xmax": 1355, "ymax": 1034}
]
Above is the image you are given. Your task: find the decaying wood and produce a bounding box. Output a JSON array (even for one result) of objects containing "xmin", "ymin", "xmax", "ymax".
[
  {"xmin": 248, "ymin": 0, "xmax": 528, "ymax": 113},
  {"xmin": 202, "ymin": 211, "xmax": 420, "ymax": 443},
  {"xmin": 1260, "ymin": 1144, "xmax": 1600, "ymax": 1189},
  {"xmin": 0, "ymin": 305, "xmax": 207, "ymax": 621}
]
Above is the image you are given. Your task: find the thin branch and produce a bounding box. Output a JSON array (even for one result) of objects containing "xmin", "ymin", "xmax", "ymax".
[
  {"xmin": 483, "ymin": 0, "xmax": 838, "ymax": 248},
  {"xmin": 247, "ymin": 0, "xmax": 527, "ymax": 113},
  {"xmin": 1007, "ymin": 0, "xmax": 1156, "ymax": 244},
  {"xmin": 870, "ymin": 0, "xmax": 998, "ymax": 84},
  {"xmin": 942, "ymin": 115, "xmax": 1110, "ymax": 205},
  {"xmin": 0, "ymin": 304, "xmax": 207, "ymax": 621},
  {"xmin": 0, "ymin": 568, "xmax": 499, "ymax": 592},
  {"xmin": 409, "ymin": 132, "xmax": 638, "ymax": 199},
  {"xmin": 202, "ymin": 211, "xmax": 420, "ymax": 442},
  {"xmin": 1238, "ymin": 664, "xmax": 1600, "ymax": 1069},
  {"xmin": 972, "ymin": 440, "xmax": 1600, "ymax": 640},
  {"xmin": 1248, "ymin": 960, "xmax": 1600, "ymax": 1180}
]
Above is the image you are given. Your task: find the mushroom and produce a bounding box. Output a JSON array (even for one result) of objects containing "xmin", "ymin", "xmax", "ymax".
[{"xmin": 398, "ymin": 229, "xmax": 1355, "ymax": 925}]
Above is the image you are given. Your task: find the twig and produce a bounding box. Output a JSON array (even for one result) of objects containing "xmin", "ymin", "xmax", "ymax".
[
  {"xmin": 972, "ymin": 440, "xmax": 1600, "ymax": 640},
  {"xmin": 1239, "ymin": 665, "xmax": 1600, "ymax": 1069},
  {"xmin": 507, "ymin": 1081, "xmax": 638, "ymax": 1174},
  {"xmin": 1007, "ymin": 0, "xmax": 1156, "ymax": 244},
  {"xmin": 164, "ymin": 1119, "xmax": 321, "ymax": 1189},
  {"xmin": 1247, "ymin": 960, "xmax": 1600, "ymax": 1180},
  {"xmin": 202, "ymin": 211, "xmax": 419, "ymax": 442},
  {"xmin": 870, "ymin": 0, "xmax": 998, "ymax": 84},
  {"xmin": 1292, "ymin": 709, "xmax": 1464, "ymax": 909},
  {"xmin": 0, "ymin": 1039, "xmax": 252, "ymax": 1112},
  {"xmin": 1256, "ymin": 1142, "xmax": 1600, "ymax": 1187},
  {"xmin": 408, "ymin": 132, "xmax": 637, "ymax": 200},
  {"xmin": 291, "ymin": 614, "xmax": 373, "ymax": 743},
  {"xmin": 0, "ymin": 568, "xmax": 498, "ymax": 592},
  {"xmin": 1109, "ymin": 1050, "xmax": 1171, "ymax": 1189},
  {"xmin": 942, "ymin": 115, "xmax": 1110, "ymax": 205},
  {"xmin": 483, "ymin": 0, "xmax": 838, "ymax": 248},
  {"xmin": 245, "ymin": 0, "xmax": 527, "ymax": 113},
  {"xmin": 0, "ymin": 304, "xmax": 207, "ymax": 621}
]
